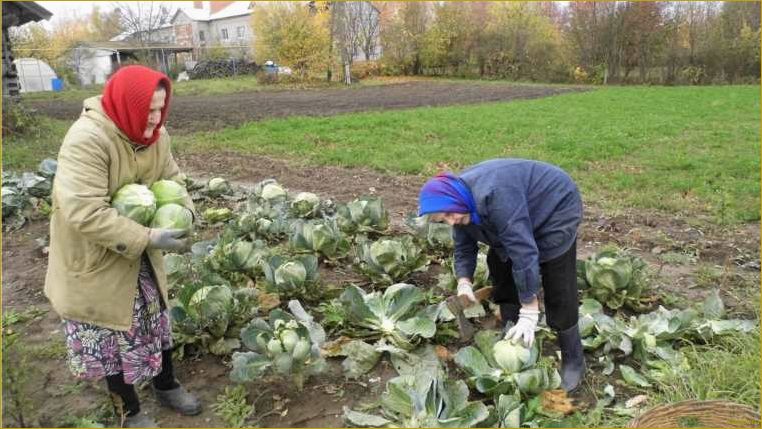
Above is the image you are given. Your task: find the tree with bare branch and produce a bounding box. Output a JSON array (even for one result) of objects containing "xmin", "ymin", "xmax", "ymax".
[{"xmin": 112, "ymin": 1, "xmax": 175, "ymax": 45}]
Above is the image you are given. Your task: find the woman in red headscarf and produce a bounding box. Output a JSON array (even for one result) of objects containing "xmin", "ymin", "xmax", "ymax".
[{"xmin": 45, "ymin": 65, "xmax": 200, "ymax": 427}]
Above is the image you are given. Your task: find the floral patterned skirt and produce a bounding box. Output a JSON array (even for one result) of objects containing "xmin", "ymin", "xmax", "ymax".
[{"xmin": 64, "ymin": 256, "xmax": 172, "ymax": 385}]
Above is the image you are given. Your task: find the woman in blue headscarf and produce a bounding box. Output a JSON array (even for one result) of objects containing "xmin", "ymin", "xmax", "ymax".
[{"xmin": 419, "ymin": 158, "xmax": 584, "ymax": 393}]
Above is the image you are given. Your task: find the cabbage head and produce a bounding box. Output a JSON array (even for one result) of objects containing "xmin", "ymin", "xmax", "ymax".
[
  {"xmin": 290, "ymin": 192, "xmax": 320, "ymax": 217},
  {"xmin": 493, "ymin": 340, "xmax": 533, "ymax": 373},
  {"xmin": 261, "ymin": 183, "xmax": 287, "ymax": 202},
  {"xmin": 275, "ymin": 261, "xmax": 307, "ymax": 287},
  {"xmin": 150, "ymin": 180, "xmax": 189, "ymax": 207},
  {"xmin": 112, "ymin": 183, "xmax": 156, "ymax": 226},
  {"xmin": 207, "ymin": 177, "xmax": 232, "ymax": 196},
  {"xmin": 150, "ymin": 203, "xmax": 193, "ymax": 232}
]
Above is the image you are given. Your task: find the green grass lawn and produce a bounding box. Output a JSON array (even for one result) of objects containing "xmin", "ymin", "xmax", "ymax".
[
  {"xmin": 5, "ymin": 84, "xmax": 759, "ymax": 223},
  {"xmin": 175, "ymin": 85, "xmax": 760, "ymax": 223}
]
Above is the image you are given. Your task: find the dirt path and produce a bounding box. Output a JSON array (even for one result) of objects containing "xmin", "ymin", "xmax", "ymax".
[
  {"xmin": 3, "ymin": 152, "xmax": 759, "ymax": 427},
  {"xmin": 26, "ymin": 81, "xmax": 587, "ymax": 134}
]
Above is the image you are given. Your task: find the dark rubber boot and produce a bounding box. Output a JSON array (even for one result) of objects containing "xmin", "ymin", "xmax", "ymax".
[
  {"xmin": 499, "ymin": 303, "xmax": 520, "ymax": 328},
  {"xmin": 153, "ymin": 383, "xmax": 202, "ymax": 416},
  {"xmin": 557, "ymin": 324, "xmax": 585, "ymax": 393}
]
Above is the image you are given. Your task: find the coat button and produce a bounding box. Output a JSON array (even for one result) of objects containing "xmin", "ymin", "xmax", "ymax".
[{"xmin": 116, "ymin": 243, "xmax": 127, "ymax": 252}]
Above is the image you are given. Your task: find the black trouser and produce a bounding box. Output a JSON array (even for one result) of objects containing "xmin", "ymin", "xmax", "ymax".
[
  {"xmin": 106, "ymin": 349, "xmax": 178, "ymax": 417},
  {"xmin": 488, "ymin": 240, "xmax": 578, "ymax": 332}
]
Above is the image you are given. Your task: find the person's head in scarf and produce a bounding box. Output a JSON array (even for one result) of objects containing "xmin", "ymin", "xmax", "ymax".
[
  {"xmin": 418, "ymin": 173, "xmax": 481, "ymax": 226},
  {"xmin": 101, "ymin": 65, "xmax": 172, "ymax": 146}
]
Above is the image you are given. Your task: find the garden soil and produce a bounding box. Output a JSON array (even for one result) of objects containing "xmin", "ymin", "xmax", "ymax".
[
  {"xmin": 4, "ymin": 81, "xmax": 759, "ymax": 427},
  {"xmin": 27, "ymin": 81, "xmax": 586, "ymax": 133},
  {"xmin": 3, "ymin": 153, "xmax": 758, "ymax": 427}
]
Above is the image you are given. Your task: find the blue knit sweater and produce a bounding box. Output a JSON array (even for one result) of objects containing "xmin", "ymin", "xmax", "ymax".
[{"xmin": 453, "ymin": 159, "xmax": 583, "ymax": 303}]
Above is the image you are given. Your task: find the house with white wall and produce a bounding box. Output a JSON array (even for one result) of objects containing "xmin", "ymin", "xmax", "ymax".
[{"xmin": 171, "ymin": 1, "xmax": 254, "ymax": 60}]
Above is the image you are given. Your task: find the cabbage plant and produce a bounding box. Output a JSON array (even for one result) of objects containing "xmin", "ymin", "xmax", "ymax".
[
  {"xmin": 290, "ymin": 192, "xmax": 321, "ymax": 218},
  {"xmin": 150, "ymin": 180, "xmax": 189, "ymax": 207},
  {"xmin": 111, "ymin": 183, "xmax": 156, "ymax": 226},
  {"xmin": 343, "ymin": 374, "xmax": 489, "ymax": 428},
  {"xmin": 252, "ymin": 179, "xmax": 288, "ymax": 203},
  {"xmin": 2, "ymin": 187, "xmax": 26, "ymax": 219},
  {"xmin": 454, "ymin": 330, "xmax": 560, "ymax": 398},
  {"xmin": 232, "ymin": 308, "xmax": 326, "ymax": 391},
  {"xmin": 206, "ymin": 177, "xmax": 233, "ymax": 197},
  {"xmin": 339, "ymin": 284, "xmax": 437, "ymax": 350},
  {"xmin": 437, "ymin": 251, "xmax": 490, "ymax": 292},
  {"xmin": 289, "ymin": 219, "xmax": 350, "ymax": 260},
  {"xmin": 405, "ymin": 214, "xmax": 454, "ymax": 253},
  {"xmin": 578, "ymin": 292, "xmax": 756, "ymax": 386},
  {"xmin": 262, "ymin": 255, "xmax": 319, "ymax": 298},
  {"xmin": 238, "ymin": 211, "xmax": 290, "ymax": 242},
  {"xmin": 579, "ymin": 248, "xmax": 647, "ymax": 310},
  {"xmin": 336, "ymin": 196, "xmax": 389, "ymax": 235},
  {"xmin": 356, "ymin": 236, "xmax": 429, "ymax": 285},
  {"xmin": 19, "ymin": 172, "xmax": 52, "ymax": 198},
  {"xmin": 164, "ymin": 253, "xmax": 190, "ymax": 289},
  {"xmin": 207, "ymin": 238, "xmax": 270, "ymax": 278},
  {"xmin": 170, "ymin": 283, "xmax": 258, "ymax": 357}
]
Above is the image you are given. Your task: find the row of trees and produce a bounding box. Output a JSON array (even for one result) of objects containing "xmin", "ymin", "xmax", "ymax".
[
  {"xmin": 252, "ymin": 1, "xmax": 382, "ymax": 84},
  {"xmin": 10, "ymin": 1, "xmax": 759, "ymax": 86},
  {"xmin": 254, "ymin": 1, "xmax": 760, "ymax": 85}
]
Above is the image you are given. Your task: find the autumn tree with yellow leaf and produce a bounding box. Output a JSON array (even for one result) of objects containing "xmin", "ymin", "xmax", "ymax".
[{"xmin": 252, "ymin": 2, "xmax": 331, "ymax": 80}]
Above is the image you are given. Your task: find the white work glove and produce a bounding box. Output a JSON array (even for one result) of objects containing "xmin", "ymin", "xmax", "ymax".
[
  {"xmin": 456, "ymin": 279, "xmax": 477, "ymax": 304},
  {"xmin": 504, "ymin": 307, "xmax": 540, "ymax": 347},
  {"xmin": 147, "ymin": 228, "xmax": 189, "ymax": 252}
]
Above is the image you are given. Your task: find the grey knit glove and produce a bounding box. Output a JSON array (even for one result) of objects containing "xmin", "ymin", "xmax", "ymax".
[{"xmin": 147, "ymin": 228, "xmax": 188, "ymax": 252}]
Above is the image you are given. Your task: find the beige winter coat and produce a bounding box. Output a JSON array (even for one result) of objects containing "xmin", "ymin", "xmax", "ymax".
[{"xmin": 44, "ymin": 96, "xmax": 192, "ymax": 331}]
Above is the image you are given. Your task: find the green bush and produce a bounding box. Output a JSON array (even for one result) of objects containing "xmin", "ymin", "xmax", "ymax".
[{"xmin": 2, "ymin": 104, "xmax": 42, "ymax": 138}]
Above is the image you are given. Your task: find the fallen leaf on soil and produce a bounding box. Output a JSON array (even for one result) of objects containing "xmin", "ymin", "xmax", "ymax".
[
  {"xmin": 541, "ymin": 389, "xmax": 576, "ymax": 416},
  {"xmin": 435, "ymin": 345, "xmax": 453, "ymax": 361},
  {"xmin": 258, "ymin": 292, "xmax": 281, "ymax": 312},
  {"xmin": 625, "ymin": 394, "xmax": 649, "ymax": 409},
  {"xmin": 320, "ymin": 336, "xmax": 354, "ymax": 357}
]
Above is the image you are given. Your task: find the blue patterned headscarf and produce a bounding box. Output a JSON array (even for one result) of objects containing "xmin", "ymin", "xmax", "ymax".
[{"xmin": 418, "ymin": 173, "xmax": 482, "ymax": 225}]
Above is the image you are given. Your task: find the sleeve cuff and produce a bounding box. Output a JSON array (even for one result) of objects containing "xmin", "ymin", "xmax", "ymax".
[{"xmin": 113, "ymin": 225, "xmax": 151, "ymax": 259}]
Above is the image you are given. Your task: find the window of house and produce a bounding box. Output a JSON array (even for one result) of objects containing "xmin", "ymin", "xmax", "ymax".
[
  {"xmin": 198, "ymin": 30, "xmax": 205, "ymax": 42},
  {"xmin": 221, "ymin": 28, "xmax": 229, "ymax": 40},
  {"xmin": 237, "ymin": 26, "xmax": 245, "ymax": 38}
]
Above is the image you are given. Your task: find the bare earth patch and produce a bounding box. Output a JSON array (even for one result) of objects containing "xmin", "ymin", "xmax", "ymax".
[
  {"xmin": 3, "ymin": 152, "xmax": 758, "ymax": 427},
  {"xmin": 26, "ymin": 81, "xmax": 587, "ymax": 134}
]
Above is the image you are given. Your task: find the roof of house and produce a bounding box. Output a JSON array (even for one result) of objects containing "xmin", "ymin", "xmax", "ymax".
[
  {"xmin": 172, "ymin": 1, "xmax": 253, "ymax": 24},
  {"xmin": 109, "ymin": 23, "xmax": 174, "ymax": 42},
  {"xmin": 2, "ymin": 1, "xmax": 52, "ymax": 27},
  {"xmin": 209, "ymin": 1, "xmax": 254, "ymax": 20},
  {"xmin": 75, "ymin": 41, "xmax": 193, "ymax": 53}
]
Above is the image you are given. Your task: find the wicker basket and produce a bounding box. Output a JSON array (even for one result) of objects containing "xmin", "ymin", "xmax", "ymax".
[{"xmin": 628, "ymin": 400, "xmax": 761, "ymax": 428}]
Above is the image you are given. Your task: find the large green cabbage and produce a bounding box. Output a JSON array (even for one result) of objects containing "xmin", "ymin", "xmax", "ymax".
[
  {"xmin": 150, "ymin": 203, "xmax": 193, "ymax": 232},
  {"xmin": 493, "ymin": 340, "xmax": 533, "ymax": 373},
  {"xmin": 111, "ymin": 183, "xmax": 156, "ymax": 226},
  {"xmin": 274, "ymin": 261, "xmax": 307, "ymax": 287},
  {"xmin": 150, "ymin": 180, "xmax": 189, "ymax": 207}
]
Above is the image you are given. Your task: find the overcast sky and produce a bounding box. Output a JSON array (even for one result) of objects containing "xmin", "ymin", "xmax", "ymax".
[{"xmin": 35, "ymin": 1, "xmax": 196, "ymax": 28}]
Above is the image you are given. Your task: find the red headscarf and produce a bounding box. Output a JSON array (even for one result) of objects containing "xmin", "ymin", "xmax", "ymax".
[{"xmin": 101, "ymin": 65, "xmax": 172, "ymax": 146}]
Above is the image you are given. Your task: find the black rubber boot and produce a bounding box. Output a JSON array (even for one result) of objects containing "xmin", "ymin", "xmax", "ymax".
[
  {"xmin": 499, "ymin": 303, "xmax": 520, "ymax": 329},
  {"xmin": 557, "ymin": 324, "xmax": 585, "ymax": 393}
]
